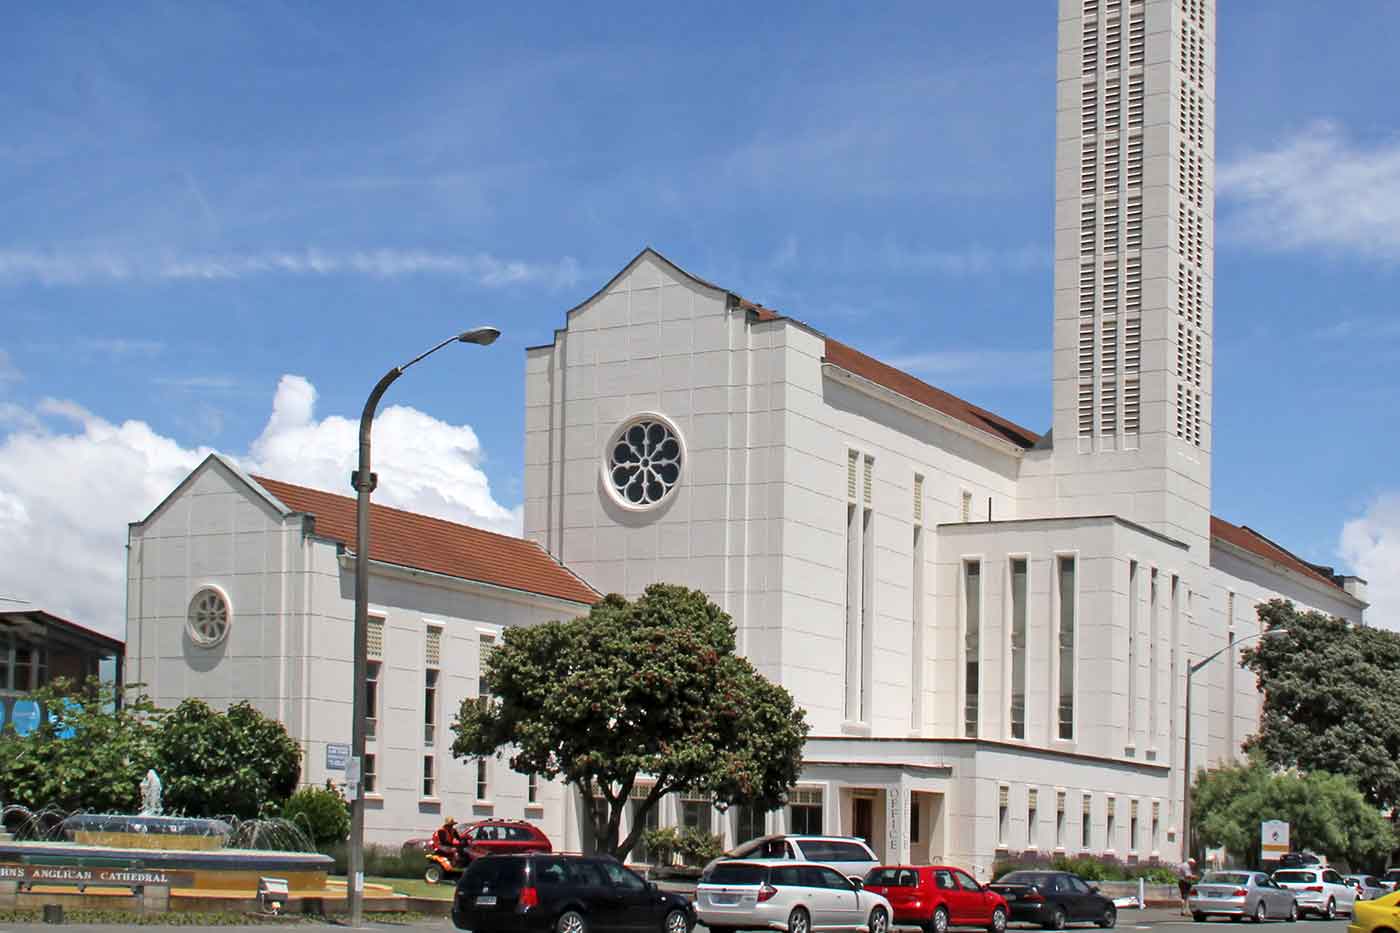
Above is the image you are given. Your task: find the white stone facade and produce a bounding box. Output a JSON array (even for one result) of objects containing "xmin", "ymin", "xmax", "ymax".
[{"xmin": 125, "ymin": 455, "xmax": 592, "ymax": 847}]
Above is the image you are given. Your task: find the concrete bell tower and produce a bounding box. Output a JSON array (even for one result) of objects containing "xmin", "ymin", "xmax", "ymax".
[{"xmin": 1048, "ymin": 0, "xmax": 1215, "ymax": 551}]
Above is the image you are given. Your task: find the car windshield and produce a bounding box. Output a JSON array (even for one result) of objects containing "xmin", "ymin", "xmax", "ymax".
[
  {"xmin": 1203, "ymin": 873, "xmax": 1251, "ymax": 885},
  {"xmin": 997, "ymin": 872, "xmax": 1053, "ymax": 888},
  {"xmin": 705, "ymin": 864, "xmax": 767, "ymax": 885},
  {"xmin": 1274, "ymin": 871, "xmax": 1317, "ymax": 884},
  {"xmin": 866, "ymin": 868, "xmax": 919, "ymax": 887}
]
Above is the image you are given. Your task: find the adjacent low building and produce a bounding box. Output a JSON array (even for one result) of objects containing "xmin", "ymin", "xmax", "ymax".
[
  {"xmin": 124, "ymin": 455, "xmax": 597, "ymax": 846},
  {"xmin": 1, "ymin": 600, "xmax": 124, "ymax": 731}
]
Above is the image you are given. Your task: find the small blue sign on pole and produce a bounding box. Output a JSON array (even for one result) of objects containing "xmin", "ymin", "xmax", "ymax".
[{"xmin": 326, "ymin": 743, "xmax": 351, "ymax": 771}]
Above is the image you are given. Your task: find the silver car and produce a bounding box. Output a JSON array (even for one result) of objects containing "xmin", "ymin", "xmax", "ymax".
[
  {"xmin": 697, "ymin": 860, "xmax": 892, "ymax": 933},
  {"xmin": 1188, "ymin": 870, "xmax": 1298, "ymax": 923},
  {"xmin": 1344, "ymin": 875, "xmax": 1387, "ymax": 901},
  {"xmin": 1273, "ymin": 867, "xmax": 1356, "ymax": 919}
]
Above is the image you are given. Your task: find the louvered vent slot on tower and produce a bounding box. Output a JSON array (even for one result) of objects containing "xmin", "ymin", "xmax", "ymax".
[
  {"xmin": 1102, "ymin": 258, "xmax": 1120, "ymax": 310},
  {"xmin": 1082, "ymin": 80, "xmax": 1098, "ymax": 136},
  {"xmin": 1123, "ymin": 378, "xmax": 1140, "ymax": 433},
  {"xmin": 1105, "ymin": 15, "xmax": 1122, "ymax": 69},
  {"xmin": 1100, "ymin": 379, "xmax": 1118, "ymax": 434},
  {"xmin": 1104, "ymin": 143, "xmax": 1120, "ymax": 192},
  {"xmin": 1127, "ymin": 72, "xmax": 1144, "ymax": 126},
  {"xmin": 1124, "ymin": 315, "xmax": 1141, "ymax": 372},
  {"xmin": 1081, "ymin": 201, "xmax": 1097, "ymax": 253},
  {"xmin": 1125, "ymin": 255, "xmax": 1142, "ymax": 313},
  {"xmin": 1101, "ymin": 317, "xmax": 1119, "ymax": 378},
  {"xmin": 1082, "ymin": 15, "xmax": 1099, "ymax": 73},
  {"xmin": 1079, "ymin": 263, "xmax": 1096, "ymax": 314},
  {"xmin": 1103, "ymin": 199, "xmax": 1120, "ymax": 250},
  {"xmin": 1079, "ymin": 319, "xmax": 1095, "ymax": 380},
  {"xmin": 847, "ymin": 450, "xmax": 859, "ymax": 500},
  {"xmin": 1078, "ymin": 383, "xmax": 1095, "ymax": 437},
  {"xmin": 1104, "ymin": 76, "xmax": 1121, "ymax": 133},
  {"xmin": 1126, "ymin": 133, "xmax": 1143, "ymax": 187},
  {"xmin": 1128, "ymin": 8, "xmax": 1145, "ymax": 66},
  {"xmin": 1125, "ymin": 194, "xmax": 1143, "ymax": 250},
  {"xmin": 1081, "ymin": 141, "xmax": 1098, "ymax": 196}
]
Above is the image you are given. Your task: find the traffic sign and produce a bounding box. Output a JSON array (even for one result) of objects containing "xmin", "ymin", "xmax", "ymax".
[{"xmin": 1261, "ymin": 820, "xmax": 1290, "ymax": 859}]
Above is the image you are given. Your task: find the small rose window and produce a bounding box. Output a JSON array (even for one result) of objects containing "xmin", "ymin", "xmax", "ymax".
[
  {"xmin": 607, "ymin": 417, "xmax": 683, "ymax": 507},
  {"xmin": 187, "ymin": 586, "xmax": 231, "ymax": 648}
]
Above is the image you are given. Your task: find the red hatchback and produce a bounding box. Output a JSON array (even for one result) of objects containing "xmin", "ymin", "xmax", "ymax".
[{"xmin": 864, "ymin": 865, "xmax": 1008, "ymax": 933}]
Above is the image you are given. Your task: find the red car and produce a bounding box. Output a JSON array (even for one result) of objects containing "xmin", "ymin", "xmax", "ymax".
[
  {"xmin": 403, "ymin": 818, "xmax": 553, "ymax": 862},
  {"xmin": 864, "ymin": 865, "xmax": 1009, "ymax": 933}
]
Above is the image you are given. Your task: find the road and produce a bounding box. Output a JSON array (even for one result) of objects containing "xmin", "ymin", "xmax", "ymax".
[{"xmin": 0, "ymin": 912, "xmax": 1355, "ymax": 933}]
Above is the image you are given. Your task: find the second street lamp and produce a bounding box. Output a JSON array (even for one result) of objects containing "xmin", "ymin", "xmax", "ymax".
[
  {"xmin": 1180, "ymin": 626, "xmax": 1287, "ymax": 863},
  {"xmin": 346, "ymin": 326, "xmax": 500, "ymax": 928}
]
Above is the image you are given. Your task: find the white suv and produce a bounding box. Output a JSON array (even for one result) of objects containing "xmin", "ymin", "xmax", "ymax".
[
  {"xmin": 697, "ymin": 860, "xmax": 892, "ymax": 933},
  {"xmin": 705, "ymin": 836, "xmax": 880, "ymax": 883},
  {"xmin": 1272, "ymin": 867, "xmax": 1356, "ymax": 919}
]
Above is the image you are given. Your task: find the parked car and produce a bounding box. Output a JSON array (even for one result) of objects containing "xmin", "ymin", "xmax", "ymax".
[
  {"xmin": 863, "ymin": 864, "xmax": 1008, "ymax": 933},
  {"xmin": 1345, "ymin": 876, "xmax": 1388, "ymax": 902},
  {"xmin": 696, "ymin": 860, "xmax": 891, "ymax": 933},
  {"xmin": 1381, "ymin": 869, "xmax": 1400, "ymax": 892},
  {"xmin": 704, "ymin": 836, "xmax": 881, "ymax": 883},
  {"xmin": 1346, "ymin": 889, "xmax": 1400, "ymax": 933},
  {"xmin": 452, "ymin": 853, "xmax": 695, "ymax": 933},
  {"xmin": 1272, "ymin": 867, "xmax": 1356, "ymax": 920},
  {"xmin": 1276, "ymin": 852, "xmax": 1324, "ymax": 870},
  {"xmin": 1187, "ymin": 870, "xmax": 1298, "ymax": 923},
  {"xmin": 988, "ymin": 870, "xmax": 1117, "ymax": 930}
]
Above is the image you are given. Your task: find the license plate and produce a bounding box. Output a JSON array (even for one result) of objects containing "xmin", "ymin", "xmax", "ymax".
[
  {"xmin": 712, "ymin": 895, "xmax": 739, "ymax": 905},
  {"xmin": 476, "ymin": 896, "xmax": 497, "ymax": 907}
]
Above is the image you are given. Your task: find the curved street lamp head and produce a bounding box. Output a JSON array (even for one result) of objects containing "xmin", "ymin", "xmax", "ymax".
[{"xmin": 458, "ymin": 326, "xmax": 501, "ymax": 346}]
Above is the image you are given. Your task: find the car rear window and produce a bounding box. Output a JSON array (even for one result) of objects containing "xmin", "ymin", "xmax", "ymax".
[
  {"xmin": 461, "ymin": 857, "xmax": 524, "ymax": 894},
  {"xmin": 706, "ymin": 864, "xmax": 768, "ymax": 885},
  {"xmin": 996, "ymin": 872, "xmax": 1053, "ymax": 888},
  {"xmin": 1274, "ymin": 871, "xmax": 1317, "ymax": 884},
  {"xmin": 800, "ymin": 840, "xmax": 871, "ymax": 862},
  {"xmin": 504, "ymin": 826, "xmax": 536, "ymax": 841},
  {"xmin": 1203, "ymin": 873, "xmax": 1251, "ymax": 885},
  {"xmin": 867, "ymin": 868, "xmax": 919, "ymax": 887}
]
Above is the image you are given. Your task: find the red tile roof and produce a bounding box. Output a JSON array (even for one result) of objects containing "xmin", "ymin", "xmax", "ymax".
[
  {"xmin": 822, "ymin": 338, "xmax": 1043, "ymax": 449},
  {"xmin": 253, "ymin": 476, "xmax": 600, "ymax": 606},
  {"xmin": 1210, "ymin": 515, "xmax": 1343, "ymax": 592}
]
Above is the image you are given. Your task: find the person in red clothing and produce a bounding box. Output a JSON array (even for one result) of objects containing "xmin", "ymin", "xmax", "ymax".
[{"xmin": 432, "ymin": 817, "xmax": 463, "ymax": 865}]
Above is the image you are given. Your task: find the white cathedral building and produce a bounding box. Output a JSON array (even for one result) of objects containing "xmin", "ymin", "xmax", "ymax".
[{"xmin": 128, "ymin": 0, "xmax": 1367, "ymax": 874}]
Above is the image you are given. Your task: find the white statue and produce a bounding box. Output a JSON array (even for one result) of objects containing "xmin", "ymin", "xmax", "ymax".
[{"xmin": 139, "ymin": 769, "xmax": 163, "ymax": 816}]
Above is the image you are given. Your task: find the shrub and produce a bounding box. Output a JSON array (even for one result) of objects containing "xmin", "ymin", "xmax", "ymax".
[
  {"xmin": 281, "ymin": 782, "xmax": 350, "ymax": 847},
  {"xmin": 676, "ymin": 827, "xmax": 725, "ymax": 866},
  {"xmin": 640, "ymin": 827, "xmax": 681, "ymax": 865},
  {"xmin": 321, "ymin": 842, "xmax": 428, "ymax": 879},
  {"xmin": 991, "ymin": 851, "xmax": 1180, "ymax": 884}
]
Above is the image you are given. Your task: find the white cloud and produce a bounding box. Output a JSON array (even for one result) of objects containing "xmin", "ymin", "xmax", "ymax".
[
  {"xmin": 0, "ymin": 248, "xmax": 581, "ymax": 288},
  {"xmin": 0, "ymin": 376, "xmax": 521, "ymax": 639},
  {"xmin": 1339, "ymin": 494, "xmax": 1400, "ymax": 632},
  {"xmin": 1218, "ymin": 121, "xmax": 1400, "ymax": 260}
]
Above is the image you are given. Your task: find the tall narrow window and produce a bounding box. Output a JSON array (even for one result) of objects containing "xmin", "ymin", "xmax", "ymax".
[
  {"xmin": 527, "ymin": 772, "xmax": 539, "ymax": 805},
  {"xmin": 911, "ymin": 525, "xmax": 925, "ymax": 730},
  {"xmin": 1056, "ymin": 792, "xmax": 1067, "ymax": 849},
  {"xmin": 476, "ymin": 759, "xmax": 489, "ymax": 801},
  {"xmin": 844, "ymin": 490, "xmax": 861, "ymax": 721},
  {"xmin": 1128, "ymin": 560, "xmax": 1139, "ymax": 742},
  {"xmin": 1106, "ymin": 798, "xmax": 1117, "ymax": 850},
  {"xmin": 1027, "ymin": 789, "xmax": 1038, "ymax": 849},
  {"xmin": 1058, "ymin": 557, "xmax": 1077, "ymax": 740},
  {"xmin": 365, "ymin": 660, "xmax": 381, "ymax": 739},
  {"xmin": 998, "ymin": 786, "xmax": 1009, "ymax": 846},
  {"xmin": 478, "ymin": 632, "xmax": 497, "ymax": 705},
  {"xmin": 860, "ymin": 502, "xmax": 874, "ymax": 721},
  {"xmin": 789, "ymin": 787, "xmax": 823, "ymax": 835},
  {"xmin": 961, "ymin": 490, "xmax": 973, "ymax": 522},
  {"xmin": 424, "ymin": 668, "xmax": 439, "ymax": 746},
  {"xmin": 910, "ymin": 797, "xmax": 922, "ymax": 845},
  {"xmin": 422, "ymin": 755, "xmax": 436, "ymax": 798},
  {"xmin": 363, "ymin": 753, "xmax": 377, "ymax": 794},
  {"xmin": 1010, "ymin": 558, "xmax": 1028, "ymax": 739},
  {"xmin": 1166, "ymin": 575, "xmax": 1178, "ymax": 749},
  {"xmin": 1149, "ymin": 569, "xmax": 1159, "ymax": 742},
  {"xmin": 1081, "ymin": 795, "xmax": 1092, "ymax": 849},
  {"xmin": 964, "ymin": 561, "xmax": 982, "ymax": 738},
  {"xmin": 1151, "ymin": 801, "xmax": 1160, "ymax": 853},
  {"xmin": 1129, "ymin": 799, "xmax": 1139, "ymax": 853}
]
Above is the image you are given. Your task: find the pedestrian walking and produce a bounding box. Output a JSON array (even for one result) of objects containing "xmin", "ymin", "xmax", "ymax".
[{"xmin": 1177, "ymin": 858, "xmax": 1198, "ymax": 916}]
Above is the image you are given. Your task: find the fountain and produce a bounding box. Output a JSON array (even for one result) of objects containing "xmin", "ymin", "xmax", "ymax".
[{"xmin": 0, "ymin": 771, "xmax": 396, "ymax": 915}]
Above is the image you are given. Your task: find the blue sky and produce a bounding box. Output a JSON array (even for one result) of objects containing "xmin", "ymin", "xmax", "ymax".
[{"xmin": 1, "ymin": 1, "xmax": 1398, "ymax": 633}]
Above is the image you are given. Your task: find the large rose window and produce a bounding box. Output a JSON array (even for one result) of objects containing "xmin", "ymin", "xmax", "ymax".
[
  {"xmin": 606, "ymin": 417, "xmax": 683, "ymax": 508},
  {"xmin": 187, "ymin": 586, "xmax": 231, "ymax": 648}
]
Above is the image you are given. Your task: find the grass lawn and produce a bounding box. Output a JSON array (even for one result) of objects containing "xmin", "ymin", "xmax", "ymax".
[{"xmin": 362, "ymin": 875, "xmax": 454, "ymax": 900}]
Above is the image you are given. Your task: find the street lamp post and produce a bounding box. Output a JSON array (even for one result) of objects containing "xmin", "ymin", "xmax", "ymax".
[
  {"xmin": 347, "ymin": 326, "xmax": 500, "ymax": 928},
  {"xmin": 1181, "ymin": 627, "xmax": 1285, "ymax": 863}
]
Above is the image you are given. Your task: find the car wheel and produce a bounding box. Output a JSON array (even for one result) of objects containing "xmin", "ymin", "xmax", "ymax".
[
  {"xmin": 663, "ymin": 908, "xmax": 690, "ymax": 933},
  {"xmin": 869, "ymin": 907, "xmax": 889, "ymax": 933},
  {"xmin": 1099, "ymin": 905, "xmax": 1117, "ymax": 929},
  {"xmin": 424, "ymin": 864, "xmax": 443, "ymax": 885},
  {"xmin": 1254, "ymin": 901, "xmax": 1267, "ymax": 924},
  {"xmin": 1193, "ymin": 912, "xmax": 1207, "ymax": 923},
  {"xmin": 990, "ymin": 906, "xmax": 1008, "ymax": 933},
  {"xmin": 558, "ymin": 910, "xmax": 589, "ymax": 933},
  {"xmin": 932, "ymin": 906, "xmax": 951, "ymax": 933},
  {"xmin": 1046, "ymin": 906, "xmax": 1068, "ymax": 930},
  {"xmin": 1286, "ymin": 902, "xmax": 1297, "ymax": 923},
  {"xmin": 788, "ymin": 907, "xmax": 811, "ymax": 933},
  {"xmin": 1325, "ymin": 899, "xmax": 1336, "ymax": 921}
]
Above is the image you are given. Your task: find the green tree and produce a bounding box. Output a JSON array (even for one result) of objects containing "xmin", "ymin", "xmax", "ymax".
[
  {"xmin": 451, "ymin": 584, "xmax": 810, "ymax": 859},
  {"xmin": 281, "ymin": 782, "xmax": 351, "ymax": 847},
  {"xmin": 0, "ymin": 678, "xmax": 158, "ymax": 813},
  {"xmin": 1193, "ymin": 758, "xmax": 1395, "ymax": 870},
  {"xmin": 1241, "ymin": 600, "xmax": 1400, "ymax": 810},
  {"xmin": 154, "ymin": 699, "xmax": 301, "ymax": 819}
]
